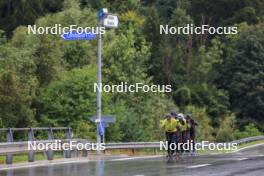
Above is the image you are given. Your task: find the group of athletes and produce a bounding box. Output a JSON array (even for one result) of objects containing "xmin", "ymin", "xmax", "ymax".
[{"xmin": 160, "ymin": 111, "xmax": 198, "ymax": 160}]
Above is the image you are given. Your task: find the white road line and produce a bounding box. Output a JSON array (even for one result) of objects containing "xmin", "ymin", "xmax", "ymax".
[
  {"xmin": 207, "ymin": 143, "xmax": 264, "ymax": 155},
  {"xmin": 245, "ymin": 154, "xmax": 264, "ymax": 158},
  {"xmin": 236, "ymin": 158, "xmax": 248, "ymax": 161},
  {"xmin": 256, "ymin": 154, "xmax": 264, "ymax": 157},
  {"xmin": 110, "ymin": 155, "xmax": 163, "ymax": 161},
  {"xmin": 187, "ymin": 164, "xmax": 211, "ymax": 169},
  {"xmin": 229, "ymin": 143, "xmax": 264, "ymax": 153}
]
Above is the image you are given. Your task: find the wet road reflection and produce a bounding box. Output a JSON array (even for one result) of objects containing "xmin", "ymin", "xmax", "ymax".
[{"xmin": 1, "ymin": 159, "xmax": 168, "ymax": 176}]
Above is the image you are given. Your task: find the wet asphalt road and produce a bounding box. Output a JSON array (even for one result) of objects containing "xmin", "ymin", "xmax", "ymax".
[{"xmin": 1, "ymin": 144, "xmax": 264, "ymax": 176}]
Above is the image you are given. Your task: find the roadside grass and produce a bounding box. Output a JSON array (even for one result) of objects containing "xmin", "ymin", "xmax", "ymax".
[{"xmin": 0, "ymin": 152, "xmax": 63, "ymax": 164}]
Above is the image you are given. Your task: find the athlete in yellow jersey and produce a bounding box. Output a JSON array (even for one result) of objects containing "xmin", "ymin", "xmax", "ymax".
[{"xmin": 160, "ymin": 114, "xmax": 180, "ymax": 157}]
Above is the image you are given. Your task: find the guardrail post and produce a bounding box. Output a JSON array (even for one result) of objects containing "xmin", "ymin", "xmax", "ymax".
[
  {"xmin": 6, "ymin": 128, "xmax": 13, "ymax": 164},
  {"xmin": 64, "ymin": 127, "xmax": 72, "ymax": 158},
  {"xmin": 47, "ymin": 127, "xmax": 54, "ymax": 160},
  {"xmin": 154, "ymin": 148, "xmax": 157, "ymax": 155},
  {"xmin": 28, "ymin": 128, "xmax": 35, "ymax": 162},
  {"xmin": 82, "ymin": 145, "xmax": 88, "ymax": 157},
  {"xmin": 132, "ymin": 148, "xmax": 135, "ymax": 155}
]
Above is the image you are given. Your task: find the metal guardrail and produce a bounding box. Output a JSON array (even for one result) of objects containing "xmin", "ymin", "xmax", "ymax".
[
  {"xmin": 106, "ymin": 142, "xmax": 160, "ymax": 149},
  {"xmin": 0, "ymin": 135, "xmax": 263, "ymax": 165},
  {"xmin": 0, "ymin": 139, "xmax": 87, "ymax": 154},
  {"xmin": 0, "ymin": 127, "xmax": 74, "ymax": 164},
  {"xmin": 105, "ymin": 136, "xmax": 264, "ymax": 149},
  {"xmin": 1, "ymin": 136, "xmax": 263, "ymax": 155},
  {"xmin": 0, "ymin": 139, "xmax": 88, "ymax": 164},
  {"xmin": 0, "ymin": 127, "xmax": 72, "ymax": 131}
]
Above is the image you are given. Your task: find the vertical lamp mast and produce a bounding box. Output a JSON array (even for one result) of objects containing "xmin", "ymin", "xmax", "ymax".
[
  {"xmin": 96, "ymin": 8, "xmax": 108, "ymax": 151},
  {"xmin": 96, "ymin": 8, "xmax": 118, "ymax": 154}
]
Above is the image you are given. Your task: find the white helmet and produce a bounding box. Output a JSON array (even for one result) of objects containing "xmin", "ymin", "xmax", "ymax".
[{"xmin": 177, "ymin": 113, "xmax": 185, "ymax": 120}]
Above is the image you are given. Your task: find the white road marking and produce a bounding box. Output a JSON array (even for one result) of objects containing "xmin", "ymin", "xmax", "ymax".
[
  {"xmin": 236, "ymin": 158, "xmax": 248, "ymax": 161},
  {"xmin": 229, "ymin": 143, "xmax": 264, "ymax": 153},
  {"xmin": 207, "ymin": 143, "xmax": 264, "ymax": 155},
  {"xmin": 245, "ymin": 154, "xmax": 264, "ymax": 158},
  {"xmin": 187, "ymin": 164, "xmax": 211, "ymax": 169}
]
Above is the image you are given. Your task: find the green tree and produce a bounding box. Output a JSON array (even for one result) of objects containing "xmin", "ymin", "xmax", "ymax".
[
  {"xmin": 103, "ymin": 29, "xmax": 150, "ymax": 84},
  {"xmin": 36, "ymin": 66, "xmax": 98, "ymax": 128},
  {"xmin": 0, "ymin": 0, "xmax": 63, "ymax": 37},
  {"xmin": 0, "ymin": 71, "xmax": 35, "ymax": 127},
  {"xmin": 215, "ymin": 23, "xmax": 264, "ymax": 124},
  {"xmin": 190, "ymin": 0, "xmax": 263, "ymax": 25},
  {"xmin": 102, "ymin": 26, "xmax": 176, "ymax": 141}
]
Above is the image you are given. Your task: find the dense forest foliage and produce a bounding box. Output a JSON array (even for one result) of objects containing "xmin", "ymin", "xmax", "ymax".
[{"xmin": 0, "ymin": 0, "xmax": 263, "ymax": 142}]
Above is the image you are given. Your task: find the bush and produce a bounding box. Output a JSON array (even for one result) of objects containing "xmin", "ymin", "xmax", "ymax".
[
  {"xmin": 75, "ymin": 120, "xmax": 95, "ymax": 140},
  {"xmin": 216, "ymin": 114, "xmax": 236, "ymax": 142},
  {"xmin": 234, "ymin": 123, "xmax": 262, "ymax": 139}
]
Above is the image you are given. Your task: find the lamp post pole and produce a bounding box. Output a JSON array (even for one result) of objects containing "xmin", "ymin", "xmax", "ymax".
[
  {"xmin": 96, "ymin": 8, "xmax": 118, "ymax": 154},
  {"xmin": 96, "ymin": 9, "xmax": 105, "ymax": 152}
]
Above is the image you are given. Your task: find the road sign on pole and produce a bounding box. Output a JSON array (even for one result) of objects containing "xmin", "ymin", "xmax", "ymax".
[
  {"xmin": 61, "ymin": 31, "xmax": 96, "ymax": 40},
  {"xmin": 91, "ymin": 115, "xmax": 116, "ymax": 123},
  {"xmin": 96, "ymin": 8, "xmax": 118, "ymax": 153},
  {"xmin": 59, "ymin": 8, "xmax": 118, "ymax": 154},
  {"xmin": 91, "ymin": 115, "xmax": 115, "ymax": 144},
  {"xmin": 103, "ymin": 15, "xmax": 119, "ymax": 29}
]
